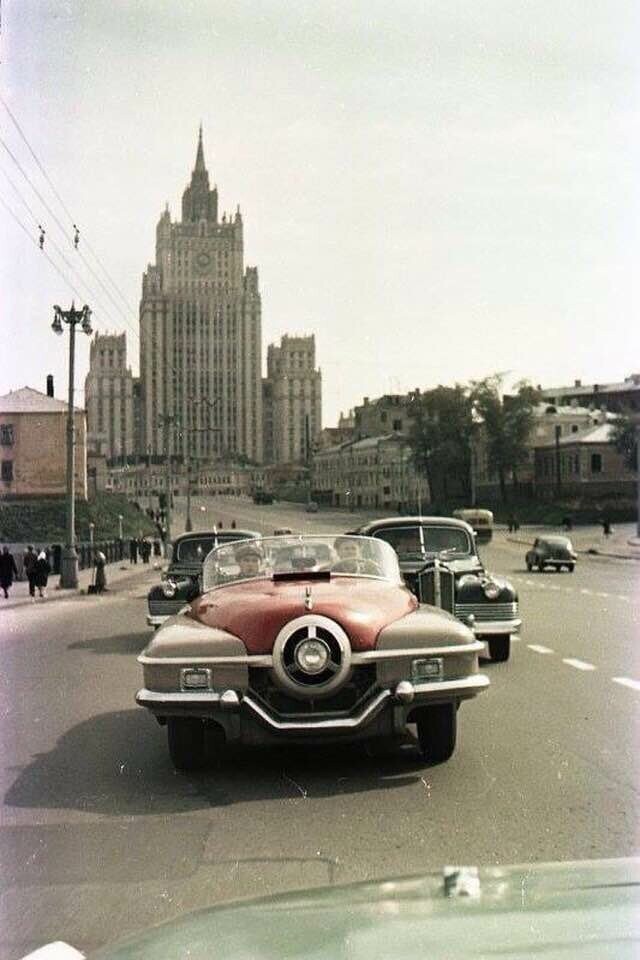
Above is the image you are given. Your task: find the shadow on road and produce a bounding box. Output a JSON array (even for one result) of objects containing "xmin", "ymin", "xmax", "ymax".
[
  {"xmin": 4, "ymin": 709, "xmax": 426, "ymax": 817},
  {"xmin": 68, "ymin": 631, "xmax": 150, "ymax": 655}
]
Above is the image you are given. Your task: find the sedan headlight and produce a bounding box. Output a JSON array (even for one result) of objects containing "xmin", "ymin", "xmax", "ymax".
[
  {"xmin": 483, "ymin": 580, "xmax": 501, "ymax": 600},
  {"xmin": 162, "ymin": 579, "xmax": 177, "ymax": 598}
]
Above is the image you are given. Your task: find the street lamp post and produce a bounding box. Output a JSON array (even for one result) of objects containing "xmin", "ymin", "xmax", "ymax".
[
  {"xmin": 118, "ymin": 514, "xmax": 124, "ymax": 541},
  {"xmin": 636, "ymin": 423, "xmax": 640, "ymax": 539},
  {"xmin": 52, "ymin": 302, "xmax": 92, "ymax": 588}
]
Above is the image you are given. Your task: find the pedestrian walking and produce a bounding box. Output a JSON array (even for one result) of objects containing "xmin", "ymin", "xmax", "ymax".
[
  {"xmin": 129, "ymin": 537, "xmax": 139, "ymax": 564},
  {"xmin": 94, "ymin": 550, "xmax": 107, "ymax": 592},
  {"xmin": 140, "ymin": 537, "xmax": 151, "ymax": 564},
  {"xmin": 33, "ymin": 550, "xmax": 51, "ymax": 600},
  {"xmin": 23, "ymin": 544, "xmax": 37, "ymax": 598},
  {"xmin": 153, "ymin": 538, "xmax": 161, "ymax": 557},
  {"xmin": 0, "ymin": 546, "xmax": 18, "ymax": 598}
]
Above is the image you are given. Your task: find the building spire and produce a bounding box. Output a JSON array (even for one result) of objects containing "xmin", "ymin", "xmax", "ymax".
[{"xmin": 195, "ymin": 123, "xmax": 206, "ymax": 173}]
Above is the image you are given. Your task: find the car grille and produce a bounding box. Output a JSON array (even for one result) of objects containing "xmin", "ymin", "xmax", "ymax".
[
  {"xmin": 455, "ymin": 601, "xmax": 518, "ymax": 622},
  {"xmin": 248, "ymin": 665, "xmax": 378, "ymax": 718},
  {"xmin": 148, "ymin": 599, "xmax": 181, "ymax": 615},
  {"xmin": 414, "ymin": 566, "xmax": 455, "ymax": 613}
]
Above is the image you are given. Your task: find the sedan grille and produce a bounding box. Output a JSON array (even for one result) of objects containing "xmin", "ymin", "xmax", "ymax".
[
  {"xmin": 455, "ymin": 601, "xmax": 518, "ymax": 622},
  {"xmin": 249, "ymin": 666, "xmax": 377, "ymax": 718}
]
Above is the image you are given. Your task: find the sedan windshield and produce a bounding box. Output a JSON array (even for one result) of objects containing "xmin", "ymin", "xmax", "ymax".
[
  {"xmin": 175, "ymin": 533, "xmax": 253, "ymax": 562},
  {"xmin": 372, "ymin": 525, "xmax": 472, "ymax": 557},
  {"xmin": 202, "ymin": 535, "xmax": 401, "ymax": 590}
]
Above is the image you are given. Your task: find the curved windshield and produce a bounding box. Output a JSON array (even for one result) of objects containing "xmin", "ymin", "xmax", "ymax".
[
  {"xmin": 175, "ymin": 532, "xmax": 254, "ymax": 562},
  {"xmin": 202, "ymin": 535, "xmax": 401, "ymax": 590},
  {"xmin": 372, "ymin": 524, "xmax": 473, "ymax": 558}
]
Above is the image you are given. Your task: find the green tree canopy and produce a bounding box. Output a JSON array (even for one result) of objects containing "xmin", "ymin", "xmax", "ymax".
[
  {"xmin": 470, "ymin": 375, "xmax": 541, "ymax": 503},
  {"xmin": 611, "ymin": 410, "xmax": 638, "ymax": 471},
  {"xmin": 407, "ymin": 385, "xmax": 474, "ymax": 506}
]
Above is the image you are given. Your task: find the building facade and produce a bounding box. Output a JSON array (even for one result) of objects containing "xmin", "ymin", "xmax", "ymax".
[
  {"xmin": 473, "ymin": 403, "xmax": 616, "ymax": 500},
  {"xmin": 0, "ymin": 386, "xmax": 87, "ymax": 498},
  {"xmin": 85, "ymin": 332, "xmax": 135, "ymax": 458},
  {"xmin": 534, "ymin": 423, "xmax": 635, "ymax": 499},
  {"xmin": 312, "ymin": 434, "xmax": 429, "ymax": 511},
  {"xmin": 353, "ymin": 391, "xmax": 421, "ymax": 440},
  {"xmin": 139, "ymin": 127, "xmax": 263, "ymax": 465},
  {"xmin": 262, "ymin": 334, "xmax": 322, "ymax": 464},
  {"xmin": 541, "ymin": 374, "xmax": 640, "ymax": 413}
]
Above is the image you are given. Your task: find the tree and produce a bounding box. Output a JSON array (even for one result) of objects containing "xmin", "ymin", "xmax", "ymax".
[
  {"xmin": 407, "ymin": 385, "xmax": 474, "ymax": 506},
  {"xmin": 611, "ymin": 410, "xmax": 638, "ymax": 471},
  {"xmin": 470, "ymin": 375, "xmax": 541, "ymax": 504}
]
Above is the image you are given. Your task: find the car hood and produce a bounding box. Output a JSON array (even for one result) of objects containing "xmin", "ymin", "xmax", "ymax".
[
  {"xmin": 87, "ymin": 858, "xmax": 639, "ymax": 960},
  {"xmin": 191, "ymin": 578, "xmax": 417, "ymax": 654}
]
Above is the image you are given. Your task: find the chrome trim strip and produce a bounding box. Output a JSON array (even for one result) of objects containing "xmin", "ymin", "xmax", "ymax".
[
  {"xmin": 352, "ymin": 642, "xmax": 484, "ymax": 662},
  {"xmin": 136, "ymin": 689, "xmax": 223, "ymax": 706},
  {"xmin": 471, "ymin": 620, "xmax": 521, "ymax": 636},
  {"xmin": 411, "ymin": 674, "xmax": 490, "ymax": 695},
  {"xmin": 242, "ymin": 690, "xmax": 391, "ymax": 731},
  {"xmin": 138, "ymin": 653, "xmax": 273, "ymax": 667}
]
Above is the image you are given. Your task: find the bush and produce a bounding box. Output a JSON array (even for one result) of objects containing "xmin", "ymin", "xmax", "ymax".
[{"xmin": 0, "ymin": 493, "xmax": 157, "ymax": 542}]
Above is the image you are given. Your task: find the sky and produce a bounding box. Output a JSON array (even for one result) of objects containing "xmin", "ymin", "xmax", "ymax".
[{"xmin": 1, "ymin": 0, "xmax": 638, "ymax": 427}]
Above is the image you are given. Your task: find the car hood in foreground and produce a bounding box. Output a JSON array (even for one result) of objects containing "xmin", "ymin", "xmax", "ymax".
[
  {"xmin": 87, "ymin": 858, "xmax": 639, "ymax": 960},
  {"xmin": 191, "ymin": 578, "xmax": 418, "ymax": 653}
]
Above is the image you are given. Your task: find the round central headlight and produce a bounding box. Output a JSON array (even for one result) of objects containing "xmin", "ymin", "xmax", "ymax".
[
  {"xmin": 483, "ymin": 580, "xmax": 501, "ymax": 600},
  {"xmin": 295, "ymin": 638, "xmax": 330, "ymax": 675}
]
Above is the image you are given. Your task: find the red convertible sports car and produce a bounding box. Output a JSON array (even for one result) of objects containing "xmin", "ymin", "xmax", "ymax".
[{"xmin": 136, "ymin": 535, "xmax": 489, "ymax": 770}]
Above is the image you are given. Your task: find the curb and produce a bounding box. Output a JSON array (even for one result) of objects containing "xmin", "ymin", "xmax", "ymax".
[{"xmin": 2, "ymin": 564, "xmax": 158, "ymax": 612}]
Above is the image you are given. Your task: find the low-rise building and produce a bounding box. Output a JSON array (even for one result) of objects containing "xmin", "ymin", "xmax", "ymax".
[
  {"xmin": 353, "ymin": 391, "xmax": 421, "ymax": 440},
  {"xmin": 541, "ymin": 374, "xmax": 640, "ymax": 413},
  {"xmin": 534, "ymin": 422, "xmax": 635, "ymax": 499},
  {"xmin": 0, "ymin": 385, "xmax": 87, "ymax": 499},
  {"xmin": 107, "ymin": 460, "xmax": 263, "ymax": 500},
  {"xmin": 473, "ymin": 403, "xmax": 612, "ymax": 500},
  {"xmin": 313, "ymin": 434, "xmax": 429, "ymax": 511}
]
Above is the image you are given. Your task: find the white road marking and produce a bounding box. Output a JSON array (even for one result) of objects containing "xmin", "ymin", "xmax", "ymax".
[
  {"xmin": 580, "ymin": 588, "xmax": 592, "ymax": 595},
  {"xmin": 617, "ymin": 595, "xmax": 630, "ymax": 602},
  {"xmin": 562, "ymin": 658, "xmax": 596, "ymax": 672},
  {"xmin": 527, "ymin": 644, "xmax": 554, "ymax": 655},
  {"xmin": 594, "ymin": 591, "xmax": 610, "ymax": 598},
  {"xmin": 612, "ymin": 677, "xmax": 640, "ymax": 692}
]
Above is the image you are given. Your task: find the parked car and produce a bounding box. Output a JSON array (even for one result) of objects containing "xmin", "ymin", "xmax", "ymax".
[
  {"xmin": 305, "ymin": 501, "xmax": 319, "ymax": 513},
  {"xmin": 452, "ymin": 507, "xmax": 494, "ymax": 542},
  {"xmin": 137, "ymin": 534, "xmax": 489, "ymax": 770},
  {"xmin": 146, "ymin": 529, "xmax": 260, "ymax": 628},
  {"xmin": 353, "ymin": 516, "xmax": 520, "ymax": 663},
  {"xmin": 526, "ymin": 536, "xmax": 577, "ymax": 572}
]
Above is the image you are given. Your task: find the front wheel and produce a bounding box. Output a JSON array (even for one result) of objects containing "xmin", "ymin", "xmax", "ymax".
[
  {"xmin": 538, "ymin": 562, "xmax": 545, "ymax": 573},
  {"xmin": 487, "ymin": 634, "xmax": 511, "ymax": 663},
  {"xmin": 167, "ymin": 718, "xmax": 205, "ymax": 771},
  {"xmin": 526, "ymin": 561, "xmax": 532, "ymax": 572},
  {"xmin": 416, "ymin": 703, "xmax": 457, "ymax": 764}
]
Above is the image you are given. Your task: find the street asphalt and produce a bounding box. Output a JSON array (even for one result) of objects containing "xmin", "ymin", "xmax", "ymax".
[{"xmin": 1, "ymin": 497, "xmax": 639, "ymax": 958}]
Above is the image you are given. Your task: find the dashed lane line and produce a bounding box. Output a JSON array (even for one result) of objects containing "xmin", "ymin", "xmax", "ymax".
[
  {"xmin": 527, "ymin": 644, "xmax": 554, "ymax": 654},
  {"xmin": 562, "ymin": 658, "xmax": 596, "ymax": 672},
  {"xmin": 612, "ymin": 677, "xmax": 640, "ymax": 693}
]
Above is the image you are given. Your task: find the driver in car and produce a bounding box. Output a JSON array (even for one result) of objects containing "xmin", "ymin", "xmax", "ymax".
[
  {"xmin": 332, "ymin": 537, "xmax": 380, "ymax": 575},
  {"xmin": 235, "ymin": 545, "xmax": 263, "ymax": 580}
]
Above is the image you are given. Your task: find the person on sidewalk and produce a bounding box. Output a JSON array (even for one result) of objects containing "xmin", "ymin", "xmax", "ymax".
[
  {"xmin": 129, "ymin": 537, "xmax": 139, "ymax": 564},
  {"xmin": 94, "ymin": 550, "xmax": 107, "ymax": 593},
  {"xmin": 0, "ymin": 546, "xmax": 18, "ymax": 598},
  {"xmin": 23, "ymin": 545, "xmax": 37, "ymax": 598},
  {"xmin": 140, "ymin": 537, "xmax": 151, "ymax": 564},
  {"xmin": 33, "ymin": 550, "xmax": 51, "ymax": 600}
]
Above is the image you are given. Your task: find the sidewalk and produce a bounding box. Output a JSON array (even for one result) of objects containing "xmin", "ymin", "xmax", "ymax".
[
  {"xmin": 505, "ymin": 522, "xmax": 640, "ymax": 561},
  {"xmin": 1, "ymin": 556, "xmax": 163, "ymax": 610}
]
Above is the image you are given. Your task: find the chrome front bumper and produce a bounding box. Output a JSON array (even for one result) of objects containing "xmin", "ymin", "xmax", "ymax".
[
  {"xmin": 135, "ymin": 674, "xmax": 489, "ymax": 738},
  {"xmin": 468, "ymin": 618, "xmax": 521, "ymax": 637}
]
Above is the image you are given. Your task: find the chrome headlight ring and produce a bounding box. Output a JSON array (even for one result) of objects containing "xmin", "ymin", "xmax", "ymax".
[{"xmin": 482, "ymin": 579, "xmax": 501, "ymax": 600}]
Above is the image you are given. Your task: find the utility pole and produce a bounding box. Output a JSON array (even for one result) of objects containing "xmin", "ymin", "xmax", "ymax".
[
  {"xmin": 554, "ymin": 424, "xmax": 562, "ymax": 498},
  {"xmin": 52, "ymin": 303, "xmax": 92, "ymax": 588},
  {"xmin": 158, "ymin": 414, "xmax": 174, "ymax": 544},
  {"xmin": 636, "ymin": 423, "xmax": 640, "ymax": 539}
]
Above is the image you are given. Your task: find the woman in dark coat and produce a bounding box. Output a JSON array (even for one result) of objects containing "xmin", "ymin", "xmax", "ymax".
[
  {"xmin": 0, "ymin": 546, "xmax": 18, "ymax": 598},
  {"xmin": 33, "ymin": 550, "xmax": 51, "ymax": 600}
]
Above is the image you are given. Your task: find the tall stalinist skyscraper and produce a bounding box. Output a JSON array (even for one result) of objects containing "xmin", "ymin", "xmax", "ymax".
[{"xmin": 139, "ymin": 127, "xmax": 263, "ymax": 464}]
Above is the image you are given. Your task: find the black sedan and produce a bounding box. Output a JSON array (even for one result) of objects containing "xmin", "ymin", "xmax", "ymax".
[
  {"xmin": 146, "ymin": 528, "xmax": 260, "ymax": 627},
  {"xmin": 526, "ymin": 536, "xmax": 577, "ymax": 573},
  {"xmin": 353, "ymin": 516, "xmax": 520, "ymax": 663}
]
